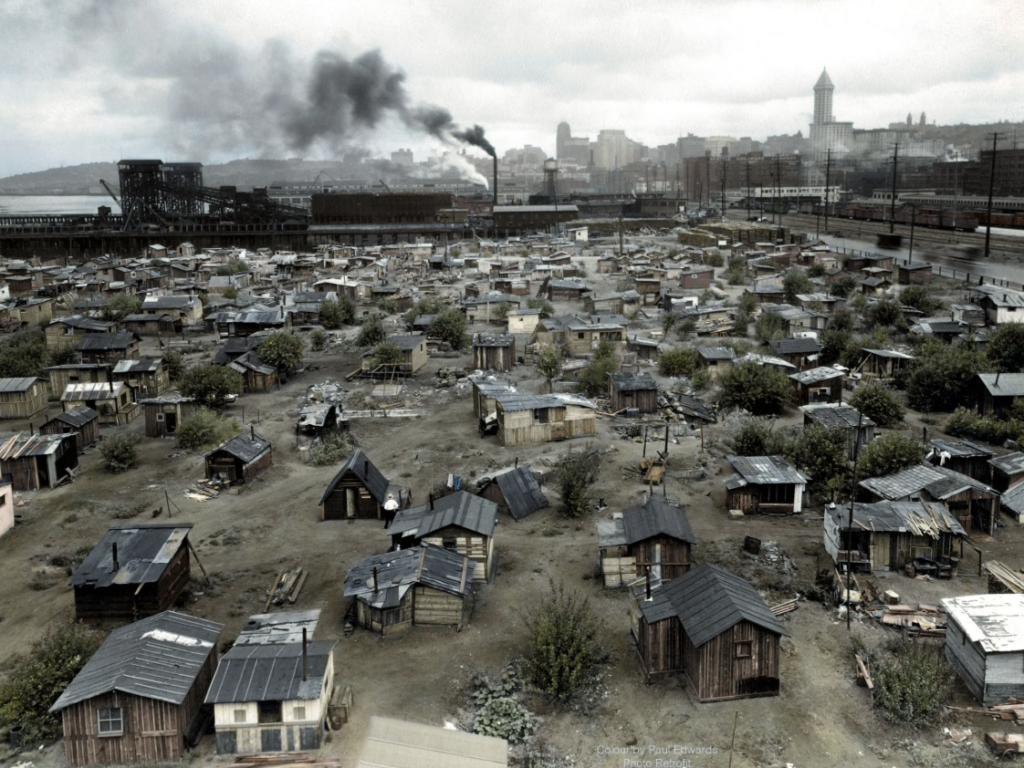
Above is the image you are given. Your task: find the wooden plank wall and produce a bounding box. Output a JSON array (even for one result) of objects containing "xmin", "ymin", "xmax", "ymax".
[
  {"xmin": 422, "ymin": 526, "xmax": 490, "ymax": 581},
  {"xmin": 61, "ymin": 691, "xmax": 184, "ymax": 766},
  {"xmin": 413, "ymin": 585, "xmax": 465, "ymax": 626},
  {"xmin": 74, "ymin": 545, "xmax": 190, "ymax": 619},
  {"xmin": 637, "ymin": 617, "xmax": 684, "ymax": 681},
  {"xmin": 684, "ymin": 620, "xmax": 780, "ymax": 702},
  {"xmin": 322, "ymin": 473, "xmax": 381, "ymax": 520},
  {"xmin": 630, "ymin": 537, "xmax": 691, "ymax": 581}
]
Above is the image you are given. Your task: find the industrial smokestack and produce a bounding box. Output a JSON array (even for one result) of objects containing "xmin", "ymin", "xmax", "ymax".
[
  {"xmin": 301, "ymin": 627, "xmax": 308, "ymax": 682},
  {"xmin": 112, "ymin": 542, "xmax": 119, "ymax": 572},
  {"xmin": 493, "ymin": 156, "xmax": 498, "ymax": 208}
]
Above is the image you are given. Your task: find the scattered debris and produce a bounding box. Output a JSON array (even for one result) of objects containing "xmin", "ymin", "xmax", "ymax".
[{"xmin": 264, "ymin": 568, "xmax": 308, "ymax": 610}]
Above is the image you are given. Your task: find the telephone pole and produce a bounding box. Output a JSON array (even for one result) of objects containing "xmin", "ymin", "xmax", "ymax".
[
  {"xmin": 984, "ymin": 132, "xmax": 1004, "ymax": 259},
  {"xmin": 888, "ymin": 143, "xmax": 899, "ymax": 233}
]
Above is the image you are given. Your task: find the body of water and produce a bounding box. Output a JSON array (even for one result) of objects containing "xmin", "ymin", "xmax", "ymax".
[{"xmin": 0, "ymin": 195, "xmax": 120, "ymax": 215}]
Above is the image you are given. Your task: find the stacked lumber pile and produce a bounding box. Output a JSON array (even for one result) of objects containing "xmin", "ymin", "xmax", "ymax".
[
  {"xmin": 217, "ymin": 752, "xmax": 340, "ymax": 768},
  {"xmin": 879, "ymin": 604, "xmax": 946, "ymax": 636},
  {"xmin": 263, "ymin": 568, "xmax": 308, "ymax": 611},
  {"xmin": 185, "ymin": 479, "xmax": 221, "ymax": 502},
  {"xmin": 771, "ymin": 598, "xmax": 798, "ymax": 616},
  {"xmin": 984, "ymin": 560, "xmax": 1024, "ymax": 594}
]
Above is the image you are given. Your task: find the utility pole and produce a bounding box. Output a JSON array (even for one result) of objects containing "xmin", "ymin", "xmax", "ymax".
[
  {"xmin": 889, "ymin": 143, "xmax": 899, "ymax": 233},
  {"xmin": 985, "ymin": 132, "xmax": 1003, "ymax": 258},
  {"xmin": 908, "ymin": 204, "xmax": 916, "ymax": 261},
  {"xmin": 823, "ymin": 149, "xmax": 832, "ymax": 237}
]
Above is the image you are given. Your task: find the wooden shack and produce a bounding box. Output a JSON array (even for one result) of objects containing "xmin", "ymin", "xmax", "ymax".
[
  {"xmin": 472, "ymin": 333, "xmax": 516, "ymax": 372},
  {"xmin": 695, "ymin": 346, "xmax": 736, "ymax": 378},
  {"xmin": 61, "ymin": 381, "xmax": 140, "ymax": 425},
  {"xmin": 319, "ymin": 448, "xmax": 406, "ymax": 521},
  {"xmin": 0, "ymin": 432, "xmax": 79, "ymax": 490},
  {"xmin": 493, "ymin": 393, "xmax": 597, "ymax": 447},
  {"xmin": 204, "ymin": 429, "xmax": 272, "ymax": 485},
  {"xmin": 206, "ymin": 638, "xmax": 337, "ymax": 754},
  {"xmin": 898, "ymin": 262, "xmax": 933, "ymax": 285},
  {"xmin": 928, "ymin": 439, "xmax": 995, "ymax": 483},
  {"xmin": 141, "ymin": 395, "xmax": 199, "ymax": 438},
  {"xmin": 77, "ymin": 331, "xmax": 141, "ymax": 364},
  {"xmin": 343, "ymin": 546, "xmax": 473, "ymax": 635},
  {"xmin": 389, "ymin": 491, "xmax": 497, "ymax": 582},
  {"xmin": 70, "ymin": 523, "xmax": 194, "ymax": 619},
  {"xmin": 476, "ymin": 464, "xmax": 548, "ymax": 521},
  {"xmin": 123, "ymin": 312, "xmax": 181, "ymax": 337},
  {"xmin": 39, "ymin": 406, "xmax": 99, "ymax": 451},
  {"xmin": 228, "ymin": 351, "xmax": 279, "ymax": 392},
  {"xmin": 942, "ymin": 594, "xmax": 1024, "ymax": 706},
  {"xmin": 802, "ymin": 403, "xmax": 875, "ymax": 460},
  {"xmin": 990, "ymin": 452, "xmax": 1024, "ymax": 494},
  {"xmin": 0, "ymin": 377, "xmax": 48, "ymax": 418},
  {"xmin": 469, "ymin": 375, "xmax": 515, "ymax": 421},
  {"xmin": 824, "ymin": 500, "xmax": 966, "ymax": 573},
  {"xmin": 49, "ymin": 611, "xmax": 223, "ymax": 767},
  {"xmin": 112, "ymin": 357, "xmax": 170, "ymax": 398},
  {"xmin": 789, "ymin": 366, "xmax": 844, "ymax": 406},
  {"xmin": 859, "ymin": 348, "xmax": 914, "ymax": 383},
  {"xmin": 608, "ymin": 372, "xmax": 659, "ymax": 414},
  {"xmin": 46, "ymin": 364, "xmax": 111, "ymax": 401},
  {"xmin": 598, "ymin": 496, "xmax": 695, "ymax": 587},
  {"xmin": 724, "ymin": 455, "xmax": 808, "ymax": 515},
  {"xmin": 629, "ymin": 564, "xmax": 785, "ymax": 698},
  {"xmin": 45, "ymin": 315, "xmax": 116, "ymax": 352},
  {"xmin": 974, "ymin": 373, "xmax": 1024, "ymax": 417},
  {"xmin": 769, "ymin": 338, "xmax": 823, "ymax": 372}
]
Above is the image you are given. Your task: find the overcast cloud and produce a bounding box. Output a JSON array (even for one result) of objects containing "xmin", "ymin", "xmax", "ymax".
[{"xmin": 1, "ymin": 0, "xmax": 1022, "ymax": 178}]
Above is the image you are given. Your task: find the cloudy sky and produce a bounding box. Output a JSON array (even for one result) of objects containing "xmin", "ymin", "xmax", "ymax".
[{"xmin": 1, "ymin": 0, "xmax": 1022, "ymax": 178}]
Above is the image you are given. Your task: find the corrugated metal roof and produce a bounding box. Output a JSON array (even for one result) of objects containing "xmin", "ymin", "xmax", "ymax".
[
  {"xmin": 727, "ymin": 455, "xmax": 807, "ymax": 485},
  {"xmin": 356, "ymin": 715, "xmax": 508, "ymax": 768},
  {"xmin": 990, "ymin": 452, "xmax": 1024, "ymax": 476},
  {"xmin": 769, "ymin": 338, "xmax": 822, "ymax": 355},
  {"xmin": 205, "ymin": 430, "xmax": 271, "ymax": 464},
  {"xmin": 828, "ymin": 500, "xmax": 965, "ymax": 537},
  {"xmin": 390, "ymin": 491, "xmax": 497, "ymax": 538},
  {"xmin": 49, "ymin": 315, "xmax": 115, "ymax": 331},
  {"xmin": 0, "ymin": 377, "xmax": 39, "ymax": 393},
  {"xmin": 930, "ymin": 439, "xmax": 994, "ymax": 459},
  {"xmin": 49, "ymin": 611, "xmax": 222, "ymax": 712},
  {"xmin": 112, "ymin": 357, "xmax": 162, "ymax": 374},
  {"xmin": 977, "ymin": 373, "xmax": 1024, "ymax": 398},
  {"xmin": 61, "ymin": 381, "xmax": 129, "ymax": 402},
  {"xmin": 859, "ymin": 462, "xmax": 996, "ymax": 501},
  {"xmin": 204, "ymin": 640, "xmax": 337, "ymax": 704},
  {"xmin": 50, "ymin": 405, "xmax": 98, "ymax": 428},
  {"xmin": 802, "ymin": 404, "xmax": 875, "ymax": 429},
  {"xmin": 235, "ymin": 609, "xmax": 321, "ymax": 646},
  {"xmin": 494, "ymin": 393, "xmax": 596, "ymax": 412},
  {"xmin": 473, "ymin": 333, "xmax": 514, "ymax": 348},
  {"xmin": 789, "ymin": 366, "xmax": 844, "ymax": 385},
  {"xmin": 863, "ymin": 348, "xmax": 914, "ymax": 360},
  {"xmin": 941, "ymin": 594, "xmax": 1024, "ymax": 653},
  {"xmin": 77, "ymin": 331, "xmax": 138, "ymax": 351},
  {"xmin": 659, "ymin": 564, "xmax": 786, "ymax": 646},
  {"xmin": 70, "ymin": 523, "xmax": 193, "ymax": 588},
  {"xmin": 1002, "ymin": 483, "xmax": 1024, "ymax": 516},
  {"xmin": 319, "ymin": 448, "xmax": 390, "ymax": 505},
  {"xmin": 344, "ymin": 546, "xmax": 471, "ymax": 608},
  {"xmin": 621, "ymin": 497, "xmax": 695, "ymax": 545},
  {"xmin": 696, "ymin": 346, "xmax": 735, "ymax": 361},
  {"xmin": 608, "ymin": 372, "xmax": 657, "ymax": 392},
  {"xmin": 0, "ymin": 432, "xmax": 73, "ymax": 458},
  {"xmin": 486, "ymin": 466, "xmax": 548, "ymax": 520},
  {"xmin": 386, "ymin": 334, "xmax": 425, "ymax": 351}
]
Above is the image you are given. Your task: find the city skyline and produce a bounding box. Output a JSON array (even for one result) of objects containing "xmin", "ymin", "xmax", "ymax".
[{"xmin": 2, "ymin": 0, "xmax": 1023, "ymax": 179}]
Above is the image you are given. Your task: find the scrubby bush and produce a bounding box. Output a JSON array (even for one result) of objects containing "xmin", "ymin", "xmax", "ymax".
[
  {"xmin": 524, "ymin": 581, "xmax": 604, "ymax": 704},
  {"xmin": 719, "ymin": 362, "xmax": 791, "ymax": 415},
  {"xmin": 536, "ymin": 347, "xmax": 562, "ymax": 392},
  {"xmin": 906, "ymin": 339, "xmax": 987, "ymax": 412},
  {"xmin": 474, "ymin": 697, "xmax": 537, "ymax": 743},
  {"xmin": 429, "ymin": 308, "xmax": 468, "ymax": 350},
  {"xmin": 177, "ymin": 409, "xmax": 240, "ymax": 450},
  {"xmin": 527, "ymin": 298, "xmax": 554, "ymax": 317},
  {"xmin": 899, "ymin": 285, "xmax": 943, "ymax": 315},
  {"xmin": 787, "ymin": 425, "xmax": 851, "ymax": 501},
  {"xmin": 309, "ymin": 329, "xmax": 328, "ymax": 351},
  {"xmin": 319, "ymin": 296, "xmax": 355, "ymax": 329},
  {"xmin": 691, "ymin": 367, "xmax": 712, "ymax": 391},
  {"xmin": 0, "ymin": 330, "xmax": 50, "ymax": 377},
  {"xmin": 164, "ymin": 350, "xmax": 185, "ymax": 382},
  {"xmin": 356, "ymin": 316, "xmax": 387, "ymax": 347},
  {"xmin": 576, "ymin": 341, "xmax": 618, "ymax": 399},
  {"xmin": 946, "ymin": 404, "xmax": 1024, "ymax": 446},
  {"xmin": 873, "ymin": 636, "xmax": 955, "ymax": 724},
  {"xmin": 308, "ymin": 432, "xmax": 353, "ymax": 466},
  {"xmin": 555, "ymin": 447, "xmax": 601, "ymax": 519},
  {"xmin": 829, "ymin": 273, "xmax": 858, "ymax": 298},
  {"xmin": 849, "ymin": 381, "xmax": 905, "ymax": 428},
  {"xmin": 987, "ymin": 324, "xmax": 1024, "ymax": 373},
  {"xmin": 857, "ymin": 433, "xmax": 926, "ymax": 481},
  {"xmin": 703, "ymin": 250, "xmax": 723, "ymax": 267},
  {"xmin": 369, "ymin": 342, "xmax": 403, "ymax": 369},
  {"xmin": 258, "ymin": 331, "xmax": 304, "ymax": 373},
  {"xmin": 179, "ymin": 365, "xmax": 243, "ymax": 409},
  {"xmin": 101, "ymin": 293, "xmax": 141, "ymax": 322},
  {"xmin": 755, "ymin": 312, "xmax": 785, "ymax": 343},
  {"xmin": 658, "ymin": 346, "xmax": 698, "ymax": 377},
  {"xmin": 728, "ymin": 416, "xmax": 786, "ymax": 457},
  {"xmin": 783, "ymin": 268, "xmax": 813, "ymax": 303},
  {"xmin": 0, "ymin": 623, "xmax": 102, "ymax": 743},
  {"xmin": 100, "ymin": 432, "xmax": 140, "ymax": 473}
]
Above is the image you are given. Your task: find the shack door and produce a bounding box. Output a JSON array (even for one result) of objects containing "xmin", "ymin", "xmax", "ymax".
[
  {"xmin": 870, "ymin": 533, "xmax": 891, "ymax": 571},
  {"xmin": 165, "ymin": 413, "xmax": 177, "ymax": 434},
  {"xmin": 345, "ymin": 488, "xmax": 356, "ymax": 518}
]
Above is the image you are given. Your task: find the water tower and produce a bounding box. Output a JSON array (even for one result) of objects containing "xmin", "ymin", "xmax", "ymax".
[{"xmin": 543, "ymin": 158, "xmax": 559, "ymax": 203}]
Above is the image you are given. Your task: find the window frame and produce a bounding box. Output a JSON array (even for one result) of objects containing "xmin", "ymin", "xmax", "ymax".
[
  {"xmin": 734, "ymin": 640, "xmax": 753, "ymax": 659},
  {"xmin": 97, "ymin": 707, "xmax": 124, "ymax": 737}
]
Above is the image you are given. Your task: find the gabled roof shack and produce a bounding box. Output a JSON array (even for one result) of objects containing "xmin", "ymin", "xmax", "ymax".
[
  {"xmin": 319, "ymin": 448, "xmax": 390, "ymax": 506},
  {"xmin": 50, "ymin": 611, "xmax": 222, "ymax": 712},
  {"xmin": 390, "ymin": 491, "xmax": 497, "ymax": 539}
]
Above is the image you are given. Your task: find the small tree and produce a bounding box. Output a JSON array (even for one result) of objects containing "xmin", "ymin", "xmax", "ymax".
[
  {"xmin": 807, "ymin": 262, "xmax": 826, "ymax": 277},
  {"xmin": 555, "ymin": 447, "xmax": 601, "ymax": 519},
  {"xmin": 370, "ymin": 342, "xmax": 404, "ymax": 369},
  {"xmin": 527, "ymin": 298, "xmax": 554, "ymax": 317},
  {"xmin": 576, "ymin": 341, "xmax": 618, "ymax": 399},
  {"xmin": 310, "ymin": 329, "xmax": 328, "ymax": 351},
  {"xmin": 849, "ymin": 381, "xmax": 905, "ymax": 428},
  {"xmin": 429, "ymin": 308, "xmax": 469, "ymax": 350},
  {"xmin": 179, "ymin": 365, "xmax": 243, "ymax": 409},
  {"xmin": 176, "ymin": 409, "xmax": 240, "ymax": 450},
  {"xmin": 658, "ymin": 346, "xmax": 698, "ymax": 377},
  {"xmin": 788, "ymin": 424, "xmax": 851, "ymax": 501},
  {"xmin": 319, "ymin": 296, "xmax": 355, "ymax": 329},
  {"xmin": 51, "ymin": 345, "xmax": 79, "ymax": 366},
  {"xmin": 898, "ymin": 285, "xmax": 942, "ymax": 315},
  {"xmin": 829, "ymin": 273, "xmax": 858, "ymax": 298},
  {"xmin": 719, "ymin": 362, "xmax": 791, "ymax": 415},
  {"xmin": 524, "ymin": 581, "xmax": 604, "ymax": 704},
  {"xmin": 163, "ymin": 350, "xmax": 185, "ymax": 382},
  {"xmin": 258, "ymin": 331, "xmax": 304, "ymax": 373},
  {"xmin": 987, "ymin": 323, "xmax": 1024, "ymax": 373},
  {"xmin": 100, "ymin": 432, "xmax": 141, "ymax": 473},
  {"xmin": 857, "ymin": 433, "xmax": 926, "ymax": 480},
  {"xmin": 308, "ymin": 432, "xmax": 353, "ymax": 466},
  {"xmin": 873, "ymin": 636, "xmax": 955, "ymax": 724},
  {"xmin": 101, "ymin": 293, "xmax": 141, "ymax": 322},
  {"xmin": 0, "ymin": 623, "xmax": 103, "ymax": 743},
  {"xmin": 728, "ymin": 416, "xmax": 786, "ymax": 456},
  {"xmin": 0, "ymin": 330, "xmax": 50, "ymax": 377},
  {"xmin": 404, "ymin": 298, "xmax": 445, "ymax": 326},
  {"xmin": 536, "ymin": 347, "xmax": 562, "ymax": 393},
  {"xmin": 755, "ymin": 311, "xmax": 786, "ymax": 343},
  {"xmin": 494, "ymin": 301, "xmax": 511, "ymax": 321},
  {"xmin": 864, "ymin": 298, "xmax": 904, "ymax": 332},
  {"xmin": 356, "ymin": 316, "xmax": 387, "ymax": 347},
  {"xmin": 906, "ymin": 339, "xmax": 988, "ymax": 412},
  {"xmin": 783, "ymin": 268, "xmax": 813, "ymax": 303},
  {"xmin": 223, "ymin": 286, "xmax": 238, "ymax": 300}
]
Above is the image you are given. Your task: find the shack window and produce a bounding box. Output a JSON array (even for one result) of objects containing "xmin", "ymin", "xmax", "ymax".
[
  {"xmin": 577, "ymin": 332, "xmax": 585, "ymax": 339},
  {"xmin": 97, "ymin": 707, "xmax": 123, "ymax": 736},
  {"xmin": 233, "ymin": 709, "xmax": 247, "ymax": 723},
  {"xmin": 533, "ymin": 408, "xmax": 550, "ymax": 424},
  {"xmin": 257, "ymin": 701, "xmax": 282, "ymax": 724},
  {"xmin": 442, "ymin": 537, "xmax": 457, "ymax": 551},
  {"xmin": 735, "ymin": 641, "xmax": 753, "ymax": 659},
  {"xmin": 292, "ymin": 706, "xmax": 306, "ymax": 721}
]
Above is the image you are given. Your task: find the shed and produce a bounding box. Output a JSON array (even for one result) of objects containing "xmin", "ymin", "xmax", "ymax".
[
  {"xmin": 608, "ymin": 372, "xmax": 658, "ymax": 414},
  {"xmin": 46, "ymin": 364, "xmax": 111, "ymax": 401},
  {"xmin": 942, "ymin": 594, "xmax": 1024, "ymax": 706},
  {"xmin": 62, "ymin": 381, "xmax": 140, "ymax": 425},
  {"xmin": 344, "ymin": 546, "xmax": 473, "ymax": 635},
  {"xmin": 724, "ymin": 455, "xmax": 808, "ymax": 515},
  {"xmin": 898, "ymin": 262, "xmax": 934, "ymax": 285},
  {"xmin": 0, "ymin": 431, "xmax": 79, "ymax": 490},
  {"xmin": 39, "ymin": 406, "xmax": 99, "ymax": 451},
  {"xmin": 824, "ymin": 500, "xmax": 966, "ymax": 573},
  {"xmin": 695, "ymin": 346, "xmax": 735, "ymax": 378},
  {"xmin": 234, "ymin": 610, "xmax": 321, "ymax": 646},
  {"xmin": 598, "ymin": 496, "xmax": 695, "ymax": 587},
  {"xmin": 205, "ymin": 639, "xmax": 337, "ymax": 754},
  {"xmin": 362, "ymin": 334, "xmax": 428, "ymax": 374},
  {"xmin": 990, "ymin": 452, "xmax": 1024, "ymax": 494},
  {"xmin": 788, "ymin": 366, "xmax": 844, "ymax": 406},
  {"xmin": 476, "ymin": 464, "xmax": 548, "ymax": 520},
  {"xmin": 974, "ymin": 373, "xmax": 1024, "ymax": 417},
  {"xmin": 77, "ymin": 331, "xmax": 141, "ymax": 364},
  {"xmin": 493, "ymin": 393, "xmax": 597, "ymax": 447},
  {"xmin": 858, "ymin": 462, "xmax": 999, "ymax": 536},
  {"xmin": 49, "ymin": 611, "xmax": 223, "ymax": 767},
  {"xmin": 801, "ymin": 403, "xmax": 875, "ymax": 459},
  {"xmin": 629, "ymin": 564, "xmax": 785, "ymax": 698},
  {"xmin": 472, "ymin": 333, "xmax": 516, "ymax": 372},
  {"xmin": 228, "ymin": 351, "xmax": 279, "ymax": 393},
  {"xmin": 1001, "ymin": 483, "xmax": 1024, "ymax": 524},
  {"xmin": 469, "ymin": 375, "xmax": 515, "ymax": 421},
  {"xmin": 859, "ymin": 348, "xmax": 914, "ymax": 382},
  {"xmin": 141, "ymin": 395, "xmax": 199, "ymax": 438},
  {"xmin": 506, "ymin": 308, "xmax": 541, "ymax": 335},
  {"xmin": 389, "ymin": 491, "xmax": 497, "ymax": 582},
  {"xmin": 112, "ymin": 357, "xmax": 170, "ymax": 398},
  {"xmin": 928, "ymin": 439, "xmax": 995, "ymax": 483},
  {"xmin": 0, "ymin": 376, "xmax": 48, "ymax": 418},
  {"xmin": 45, "ymin": 315, "xmax": 116, "ymax": 352},
  {"xmin": 204, "ymin": 429, "xmax": 273, "ymax": 485},
  {"xmin": 70, "ymin": 523, "xmax": 194, "ymax": 619},
  {"xmin": 319, "ymin": 448, "xmax": 407, "ymax": 521},
  {"xmin": 123, "ymin": 313, "xmax": 181, "ymax": 336},
  {"xmin": 769, "ymin": 337, "xmax": 822, "ymax": 371},
  {"xmin": 355, "ymin": 715, "xmax": 507, "ymax": 768}
]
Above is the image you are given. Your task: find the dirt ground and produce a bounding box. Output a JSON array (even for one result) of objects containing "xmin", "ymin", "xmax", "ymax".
[{"xmin": 0, "ymin": 240, "xmax": 1016, "ymax": 768}]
